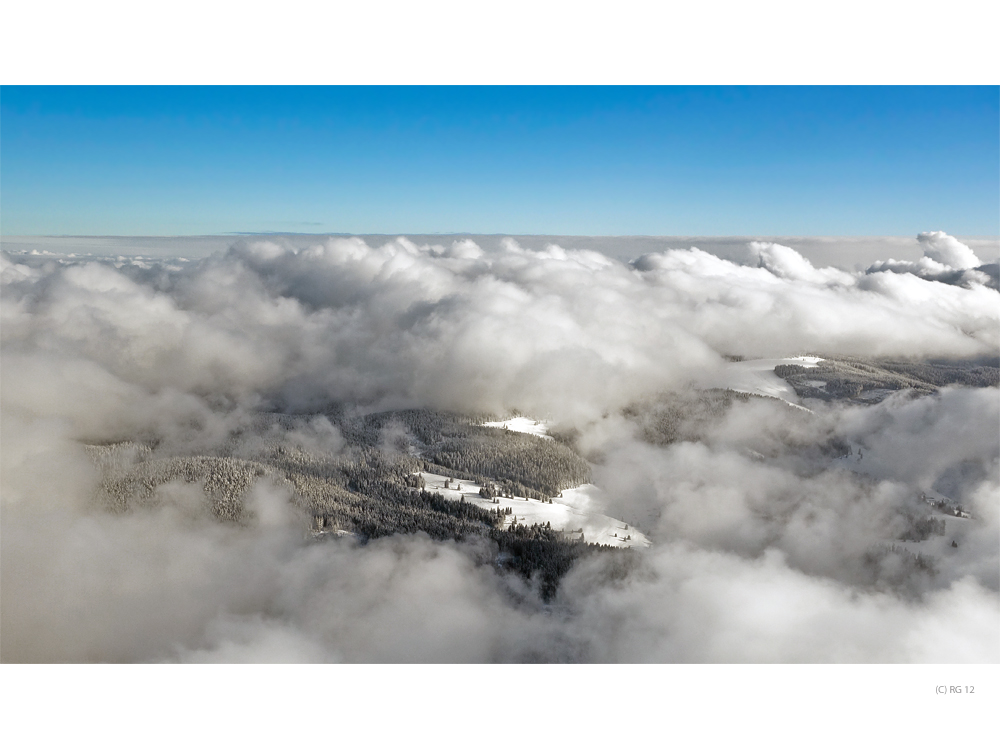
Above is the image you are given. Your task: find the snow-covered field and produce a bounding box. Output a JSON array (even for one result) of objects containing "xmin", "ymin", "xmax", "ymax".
[
  {"xmin": 481, "ymin": 417, "xmax": 553, "ymax": 439},
  {"xmin": 417, "ymin": 471, "xmax": 650, "ymax": 548},
  {"xmin": 703, "ymin": 356, "xmax": 824, "ymax": 408}
]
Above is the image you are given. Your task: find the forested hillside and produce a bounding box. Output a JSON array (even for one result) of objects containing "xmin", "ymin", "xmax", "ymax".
[
  {"xmin": 85, "ymin": 408, "xmax": 609, "ymax": 599},
  {"xmin": 774, "ymin": 356, "xmax": 999, "ymax": 402},
  {"xmin": 332, "ymin": 408, "xmax": 592, "ymax": 497}
]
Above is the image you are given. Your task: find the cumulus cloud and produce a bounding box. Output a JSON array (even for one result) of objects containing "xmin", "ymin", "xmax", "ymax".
[
  {"xmin": 864, "ymin": 231, "xmax": 995, "ymax": 289},
  {"xmin": 3, "ymin": 234, "xmax": 996, "ymax": 426},
  {"xmin": 2, "ymin": 232, "xmax": 998, "ymax": 662},
  {"xmin": 918, "ymin": 231, "xmax": 982, "ymax": 269}
]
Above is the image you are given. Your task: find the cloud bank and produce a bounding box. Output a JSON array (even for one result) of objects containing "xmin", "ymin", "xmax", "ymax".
[
  {"xmin": 2, "ymin": 231, "xmax": 997, "ymax": 662},
  {"xmin": 865, "ymin": 230, "xmax": 998, "ymax": 288}
]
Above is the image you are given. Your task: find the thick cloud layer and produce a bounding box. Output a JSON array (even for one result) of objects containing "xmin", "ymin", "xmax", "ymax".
[
  {"xmin": 3, "ymin": 232, "xmax": 996, "ymax": 424},
  {"xmin": 2, "ymin": 232, "xmax": 998, "ymax": 662}
]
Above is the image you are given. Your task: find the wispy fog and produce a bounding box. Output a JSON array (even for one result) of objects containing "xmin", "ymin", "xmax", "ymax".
[{"xmin": 2, "ymin": 232, "xmax": 997, "ymax": 662}]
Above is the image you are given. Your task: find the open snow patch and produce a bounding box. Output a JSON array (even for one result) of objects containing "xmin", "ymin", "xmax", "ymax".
[
  {"xmin": 701, "ymin": 356, "xmax": 825, "ymax": 409},
  {"xmin": 417, "ymin": 472, "xmax": 649, "ymax": 549},
  {"xmin": 482, "ymin": 417, "xmax": 553, "ymax": 440}
]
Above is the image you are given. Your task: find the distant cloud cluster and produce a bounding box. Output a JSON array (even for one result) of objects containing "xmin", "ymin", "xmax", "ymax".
[
  {"xmin": 1, "ymin": 231, "xmax": 997, "ymax": 662},
  {"xmin": 865, "ymin": 230, "xmax": 997, "ymax": 288}
]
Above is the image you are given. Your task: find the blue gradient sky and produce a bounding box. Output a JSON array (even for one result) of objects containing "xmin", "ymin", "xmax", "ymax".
[{"xmin": 1, "ymin": 86, "xmax": 997, "ymax": 236}]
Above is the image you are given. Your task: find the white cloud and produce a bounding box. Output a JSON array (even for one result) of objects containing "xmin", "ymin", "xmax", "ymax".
[
  {"xmin": 918, "ymin": 231, "xmax": 982, "ymax": 269},
  {"xmin": 864, "ymin": 231, "xmax": 994, "ymax": 289}
]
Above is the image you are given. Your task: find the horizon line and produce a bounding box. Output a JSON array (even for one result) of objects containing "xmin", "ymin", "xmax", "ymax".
[{"xmin": 5, "ymin": 232, "xmax": 1000, "ymax": 241}]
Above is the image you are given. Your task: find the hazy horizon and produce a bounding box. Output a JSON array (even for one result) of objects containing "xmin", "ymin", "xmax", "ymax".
[{"xmin": 5, "ymin": 232, "xmax": 999, "ymax": 271}]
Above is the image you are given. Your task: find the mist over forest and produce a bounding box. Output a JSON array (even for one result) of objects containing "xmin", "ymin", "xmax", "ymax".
[{"xmin": 2, "ymin": 230, "xmax": 997, "ymax": 662}]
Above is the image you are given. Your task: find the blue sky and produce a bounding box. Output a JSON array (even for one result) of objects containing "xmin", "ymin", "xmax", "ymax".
[{"xmin": 1, "ymin": 86, "xmax": 997, "ymax": 237}]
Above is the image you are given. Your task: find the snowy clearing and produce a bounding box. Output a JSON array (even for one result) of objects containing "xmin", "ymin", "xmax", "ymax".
[
  {"xmin": 701, "ymin": 356, "xmax": 825, "ymax": 409},
  {"xmin": 417, "ymin": 472, "xmax": 650, "ymax": 549},
  {"xmin": 482, "ymin": 417, "xmax": 553, "ymax": 439}
]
